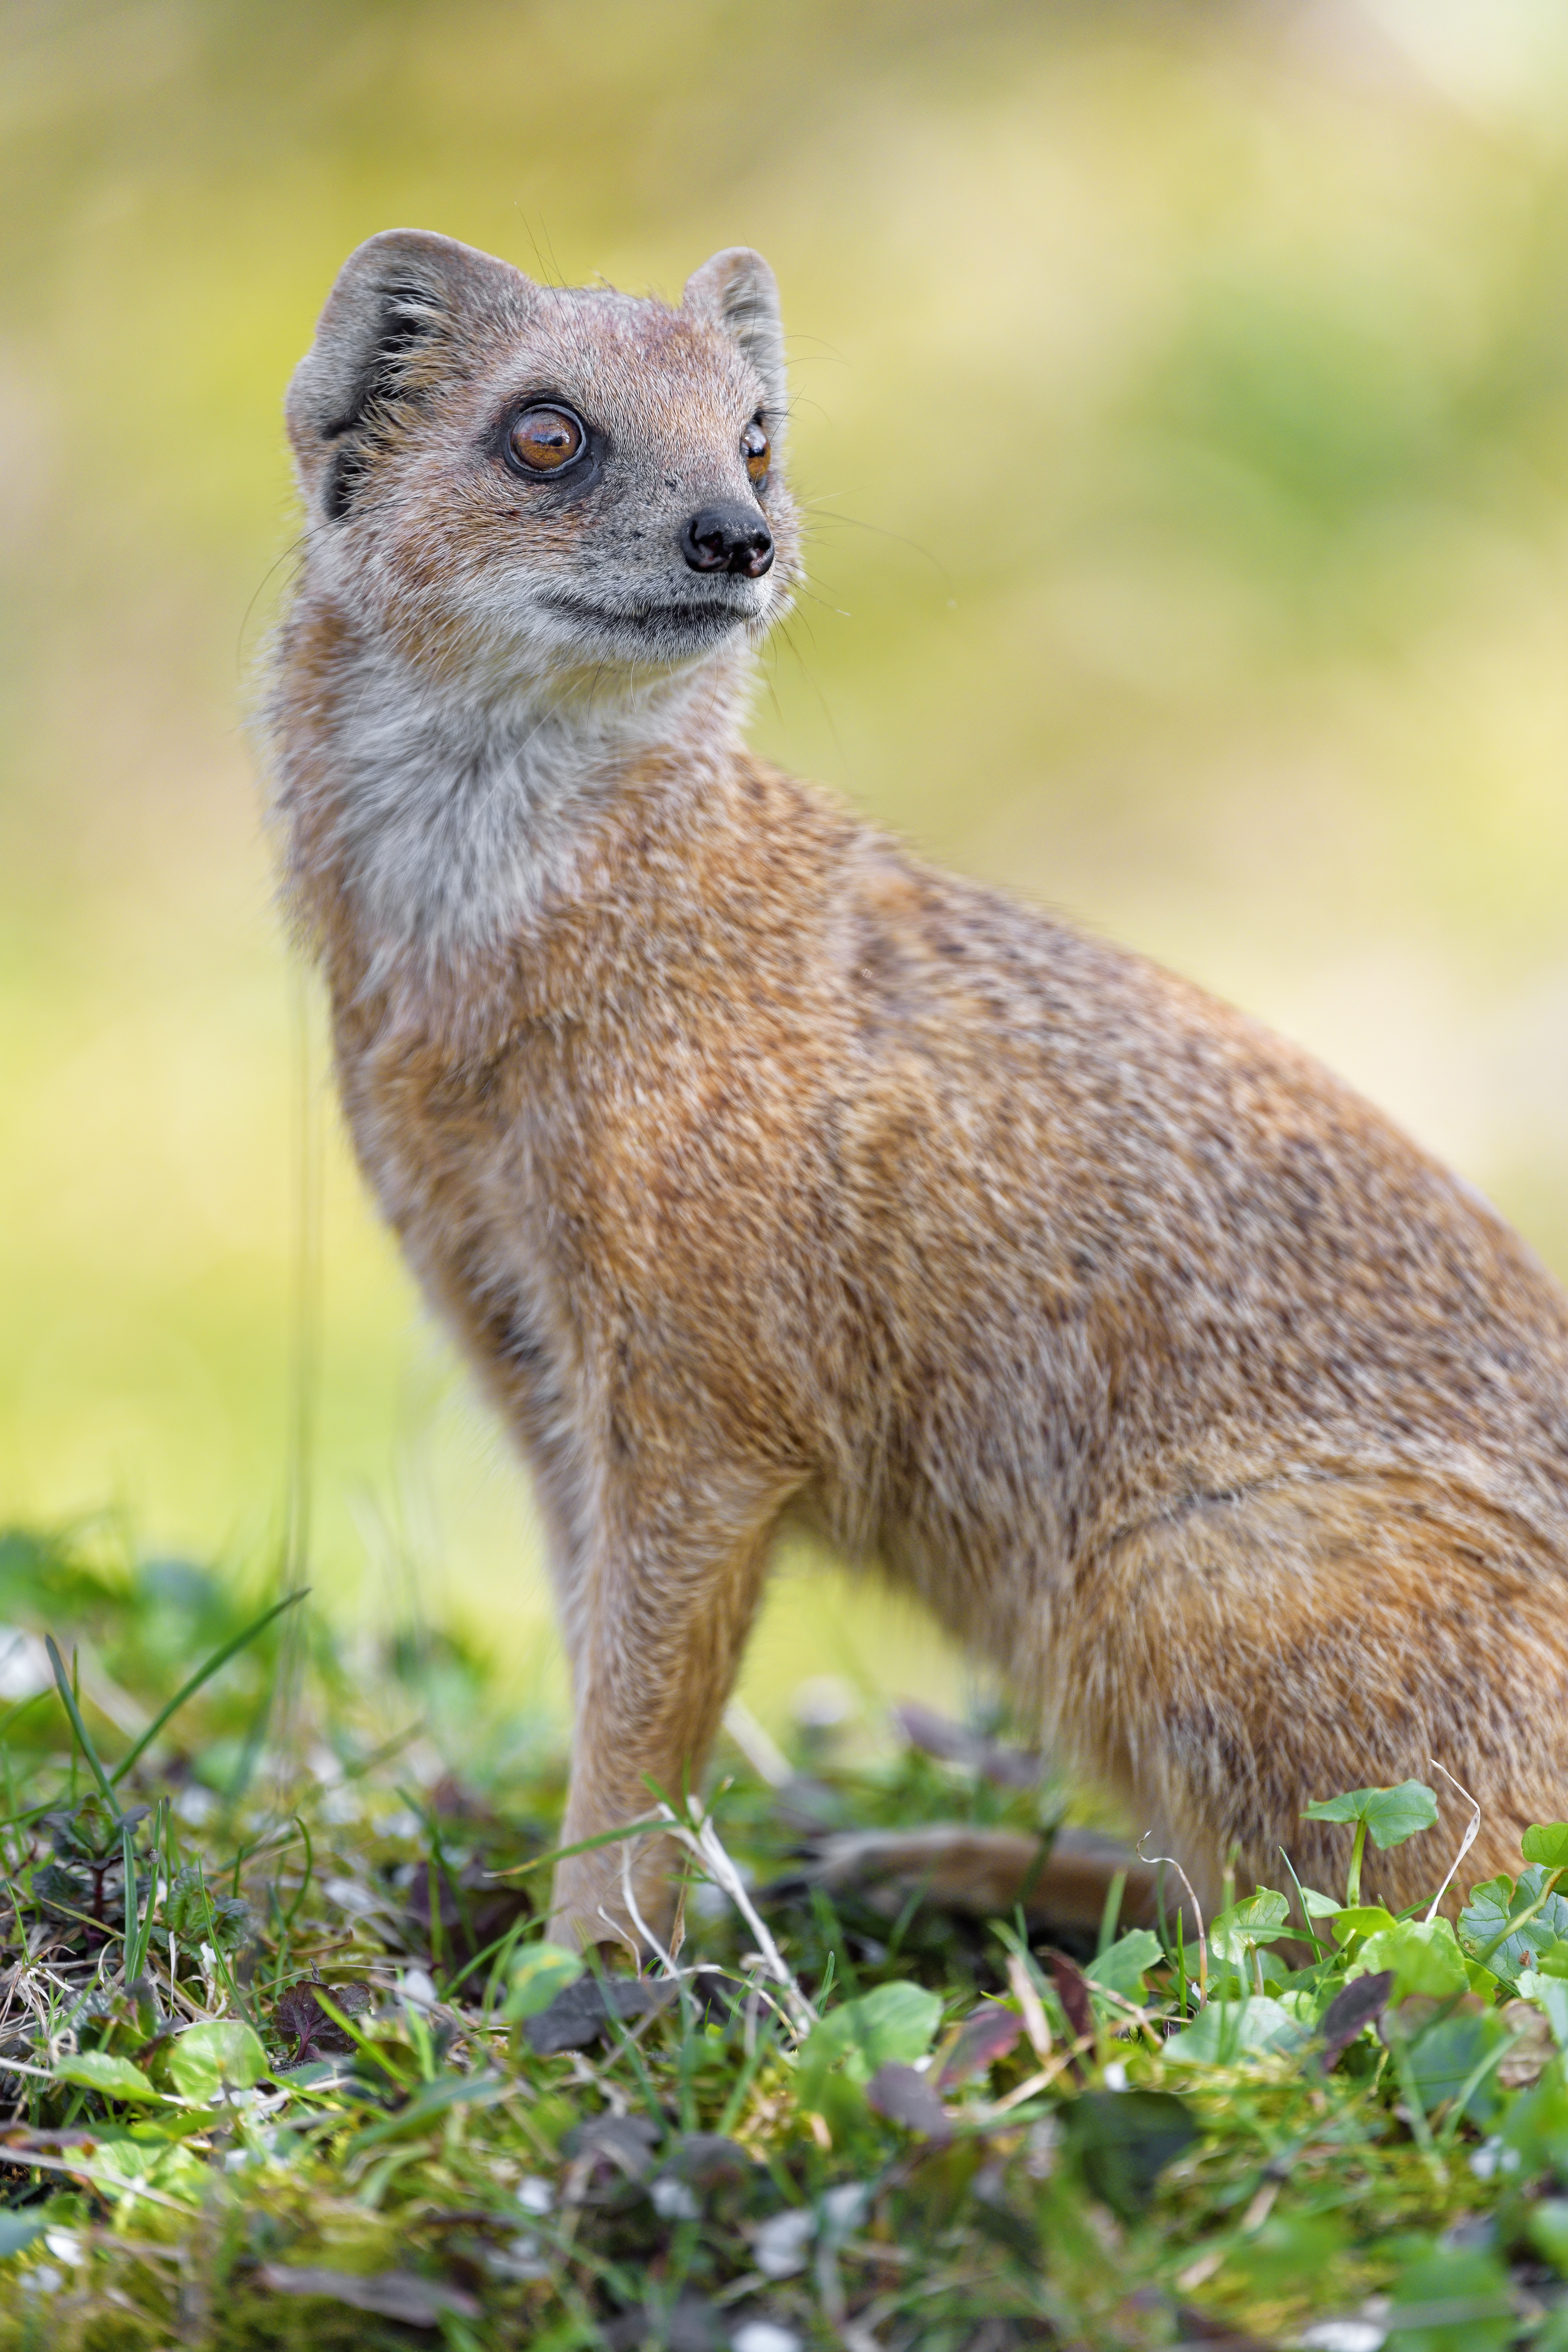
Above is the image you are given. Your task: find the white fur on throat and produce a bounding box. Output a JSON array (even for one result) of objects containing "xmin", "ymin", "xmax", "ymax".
[{"xmin": 319, "ymin": 644, "xmax": 749, "ymax": 963}]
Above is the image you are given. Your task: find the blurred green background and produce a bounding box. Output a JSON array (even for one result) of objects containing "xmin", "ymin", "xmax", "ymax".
[{"xmin": 8, "ymin": 0, "xmax": 1568, "ymax": 1731}]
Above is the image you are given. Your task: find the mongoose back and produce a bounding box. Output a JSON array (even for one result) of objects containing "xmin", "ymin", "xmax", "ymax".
[{"xmin": 270, "ymin": 229, "xmax": 1568, "ymax": 1949}]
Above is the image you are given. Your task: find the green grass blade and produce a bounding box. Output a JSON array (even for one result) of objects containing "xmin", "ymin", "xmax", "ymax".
[
  {"xmin": 122, "ymin": 1809, "xmax": 159, "ymax": 1980},
  {"xmin": 109, "ymin": 1587, "xmax": 308, "ymax": 1788},
  {"xmin": 0, "ymin": 1688, "xmax": 49, "ymax": 1746},
  {"xmin": 44, "ymin": 1635, "xmax": 120, "ymax": 1816}
]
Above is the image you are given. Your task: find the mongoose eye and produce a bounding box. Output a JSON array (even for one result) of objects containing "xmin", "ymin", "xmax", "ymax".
[
  {"xmin": 741, "ymin": 416, "xmax": 770, "ymax": 486},
  {"xmin": 507, "ymin": 404, "xmax": 586, "ymax": 476}
]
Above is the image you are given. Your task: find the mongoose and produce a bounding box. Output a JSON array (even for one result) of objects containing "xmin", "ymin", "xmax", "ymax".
[{"xmin": 270, "ymin": 229, "xmax": 1568, "ymax": 1952}]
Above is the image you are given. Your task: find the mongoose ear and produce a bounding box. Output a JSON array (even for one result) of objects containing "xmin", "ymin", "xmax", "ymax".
[
  {"xmin": 286, "ymin": 229, "xmax": 527, "ymax": 520},
  {"xmin": 681, "ymin": 248, "xmax": 787, "ymax": 430}
]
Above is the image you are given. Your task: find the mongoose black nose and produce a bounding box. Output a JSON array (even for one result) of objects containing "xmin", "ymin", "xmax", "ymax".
[{"xmin": 680, "ymin": 504, "xmax": 774, "ymax": 578}]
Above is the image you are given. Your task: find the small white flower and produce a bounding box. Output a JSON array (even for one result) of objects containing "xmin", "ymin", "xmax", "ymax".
[
  {"xmin": 1296, "ymin": 2325, "xmax": 1387, "ymax": 2352},
  {"xmin": 41, "ymin": 2230, "xmax": 81, "ymax": 2264},
  {"xmin": 517, "ymin": 2175, "xmax": 554, "ymax": 2215},
  {"xmin": 732, "ymin": 2324, "xmax": 802, "ymax": 2352},
  {"xmin": 651, "ymin": 2176, "xmax": 701, "ymax": 2221},
  {"xmin": 0, "ymin": 1627, "xmax": 51, "ymax": 1701},
  {"xmin": 486, "ymin": 2232, "xmax": 550, "ymax": 2282},
  {"xmin": 24, "ymin": 2267, "xmax": 63, "ymax": 2295},
  {"xmin": 400, "ymin": 1968, "xmax": 438, "ymax": 2011},
  {"xmin": 1468, "ymin": 2135, "xmax": 1521, "ymax": 2181},
  {"xmin": 820, "ymin": 2181, "xmax": 869, "ymax": 2238},
  {"xmin": 1102, "ymin": 2060, "xmax": 1129, "ymax": 2091},
  {"xmin": 752, "ymin": 2206, "xmax": 815, "ymax": 2278}
]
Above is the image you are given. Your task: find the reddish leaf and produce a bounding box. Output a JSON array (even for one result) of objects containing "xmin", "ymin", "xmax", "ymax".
[
  {"xmin": 523, "ymin": 1974, "xmax": 676, "ymax": 2055},
  {"xmin": 1047, "ymin": 1951, "xmax": 1095, "ymax": 2043},
  {"xmin": 561, "ymin": 2112, "xmax": 662, "ymax": 2180},
  {"xmin": 866, "ymin": 2060, "xmax": 953, "ymax": 2142},
  {"xmin": 602, "ymin": 2295, "xmax": 721, "ymax": 2351},
  {"xmin": 658, "ymin": 2132, "xmax": 753, "ymax": 2192},
  {"xmin": 936, "ymin": 2003, "xmax": 1024, "ymax": 2088},
  {"xmin": 270, "ymin": 1979, "xmax": 372, "ymax": 2065},
  {"xmin": 1173, "ymin": 2310, "xmax": 1271, "ymax": 2349},
  {"xmin": 1318, "ymin": 1970, "xmax": 1394, "ymax": 2070}
]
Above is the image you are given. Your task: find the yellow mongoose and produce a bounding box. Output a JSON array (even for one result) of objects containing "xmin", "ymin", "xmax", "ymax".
[{"xmin": 270, "ymin": 229, "xmax": 1568, "ymax": 1952}]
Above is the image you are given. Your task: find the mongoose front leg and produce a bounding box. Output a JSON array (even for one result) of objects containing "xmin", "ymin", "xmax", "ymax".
[{"xmin": 546, "ymin": 1489, "xmax": 783, "ymax": 1956}]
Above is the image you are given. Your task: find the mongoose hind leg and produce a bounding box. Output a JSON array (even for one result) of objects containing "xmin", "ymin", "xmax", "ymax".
[{"xmin": 1059, "ymin": 1470, "xmax": 1568, "ymax": 1918}]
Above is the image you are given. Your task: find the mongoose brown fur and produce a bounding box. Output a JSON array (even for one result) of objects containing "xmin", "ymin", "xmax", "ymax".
[{"xmin": 268, "ymin": 229, "xmax": 1568, "ymax": 1951}]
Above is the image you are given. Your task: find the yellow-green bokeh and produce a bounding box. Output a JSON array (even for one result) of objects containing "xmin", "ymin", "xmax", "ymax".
[{"xmin": 8, "ymin": 0, "xmax": 1568, "ymax": 1728}]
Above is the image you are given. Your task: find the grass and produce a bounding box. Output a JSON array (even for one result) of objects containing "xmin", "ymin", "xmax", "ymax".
[{"xmin": 3, "ymin": 1527, "xmax": 1568, "ymax": 2347}]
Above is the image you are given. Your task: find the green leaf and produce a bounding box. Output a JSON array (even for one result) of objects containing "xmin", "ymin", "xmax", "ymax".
[
  {"xmin": 836, "ymin": 1981, "xmax": 943, "ymax": 2082},
  {"xmin": 1523, "ymin": 1824, "xmax": 1568, "ymax": 1869},
  {"xmin": 798, "ymin": 1982, "xmax": 943, "ymax": 2107},
  {"xmin": 1405, "ymin": 2010, "xmax": 1510, "ymax": 2126},
  {"xmin": 1331, "ymin": 1906, "xmax": 1398, "ymax": 1946},
  {"xmin": 1163, "ymin": 1996, "xmax": 1309, "ymax": 2065},
  {"xmin": 1386, "ymin": 2242, "xmax": 1512, "ymax": 2351},
  {"xmin": 1208, "ymin": 1890, "xmax": 1292, "ymax": 1965},
  {"xmin": 1460, "ymin": 1869, "xmax": 1568, "ymax": 1987},
  {"xmin": 1295, "ymin": 1886, "xmax": 1342, "ymax": 1919},
  {"xmin": 502, "ymin": 1943, "xmax": 585, "ymax": 2021},
  {"xmin": 1519, "ymin": 1968, "xmax": 1568, "ymax": 2051},
  {"xmin": 83, "ymin": 2137, "xmax": 208, "ymax": 2206},
  {"xmin": 1302, "ymin": 1781, "xmax": 1438, "ymax": 1849},
  {"xmin": 1353, "ymin": 1917, "xmax": 1468, "ymax": 2001},
  {"xmin": 1530, "ymin": 2197, "xmax": 1568, "ymax": 2277},
  {"xmin": 1222, "ymin": 2213, "xmax": 1347, "ymax": 2296},
  {"xmin": 55, "ymin": 2051, "xmax": 162, "ymax": 2103},
  {"xmin": 167, "ymin": 2019, "xmax": 269, "ymax": 2100},
  {"xmin": 1085, "ymin": 1929, "xmax": 1163, "ymax": 2000},
  {"xmin": 1504, "ymin": 2060, "xmax": 1568, "ymax": 2176},
  {"xmin": 0, "ymin": 2214, "xmax": 45, "ymax": 2259}
]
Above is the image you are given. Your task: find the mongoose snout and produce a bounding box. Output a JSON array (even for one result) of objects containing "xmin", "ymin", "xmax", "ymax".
[
  {"xmin": 269, "ymin": 228, "xmax": 1568, "ymax": 1957},
  {"xmin": 680, "ymin": 501, "xmax": 775, "ymax": 576}
]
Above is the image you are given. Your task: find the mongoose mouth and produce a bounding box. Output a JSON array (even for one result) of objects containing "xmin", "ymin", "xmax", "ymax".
[{"xmin": 539, "ymin": 588, "xmax": 760, "ymax": 644}]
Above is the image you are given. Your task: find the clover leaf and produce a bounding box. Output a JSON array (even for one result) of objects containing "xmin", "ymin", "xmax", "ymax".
[
  {"xmin": 502, "ymin": 1943, "xmax": 585, "ymax": 2022},
  {"xmin": 168, "ymin": 2019, "xmax": 269, "ymax": 2101},
  {"xmin": 55, "ymin": 2050, "xmax": 162, "ymax": 2103},
  {"xmin": 1303, "ymin": 1781, "xmax": 1438, "ymax": 1903}
]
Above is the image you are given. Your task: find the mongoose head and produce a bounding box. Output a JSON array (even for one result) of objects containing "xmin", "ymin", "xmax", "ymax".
[{"xmin": 285, "ymin": 230, "xmax": 799, "ymax": 697}]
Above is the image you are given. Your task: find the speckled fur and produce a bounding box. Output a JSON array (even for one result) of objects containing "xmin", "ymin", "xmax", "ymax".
[{"xmin": 270, "ymin": 231, "xmax": 1568, "ymax": 1949}]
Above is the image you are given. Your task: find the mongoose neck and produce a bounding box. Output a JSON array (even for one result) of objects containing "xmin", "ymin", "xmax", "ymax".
[{"xmin": 271, "ymin": 596, "xmax": 753, "ymax": 972}]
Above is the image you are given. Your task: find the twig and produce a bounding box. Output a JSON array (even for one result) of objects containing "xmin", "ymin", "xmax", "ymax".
[
  {"xmin": 655, "ymin": 1799, "xmax": 817, "ymax": 2034},
  {"xmin": 1424, "ymin": 1760, "xmax": 1482, "ymax": 1924},
  {"xmin": 1005, "ymin": 1952, "xmax": 1052, "ymax": 2060},
  {"xmin": 1138, "ymin": 1835, "xmax": 1208, "ymax": 2004},
  {"xmin": 977, "ymin": 2036, "xmax": 1095, "ymax": 2118}
]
